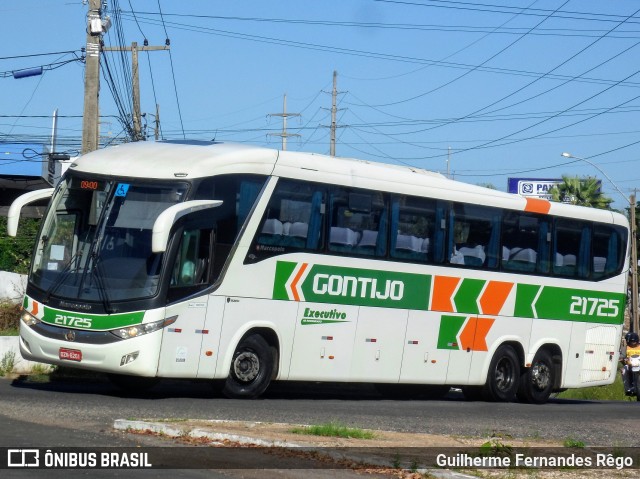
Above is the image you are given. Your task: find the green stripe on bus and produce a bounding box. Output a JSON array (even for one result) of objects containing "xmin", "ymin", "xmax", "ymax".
[
  {"xmin": 515, "ymin": 284, "xmax": 625, "ymax": 324},
  {"xmin": 41, "ymin": 306, "xmax": 145, "ymax": 331},
  {"xmin": 273, "ymin": 261, "xmax": 625, "ymax": 325}
]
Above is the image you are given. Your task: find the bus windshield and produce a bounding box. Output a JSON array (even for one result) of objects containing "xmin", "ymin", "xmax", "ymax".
[{"xmin": 30, "ymin": 174, "xmax": 188, "ymax": 303}]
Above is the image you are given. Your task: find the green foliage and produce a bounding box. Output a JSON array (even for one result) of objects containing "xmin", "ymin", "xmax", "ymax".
[
  {"xmin": 0, "ymin": 303, "xmax": 20, "ymax": 334},
  {"xmin": 0, "ymin": 351, "xmax": 16, "ymax": 376},
  {"xmin": 290, "ymin": 421, "xmax": 375, "ymax": 439},
  {"xmin": 556, "ymin": 371, "xmax": 632, "ymax": 401},
  {"xmin": 548, "ymin": 176, "xmax": 613, "ymax": 209},
  {"xmin": 0, "ymin": 216, "xmax": 41, "ymax": 274},
  {"xmin": 563, "ymin": 437, "xmax": 585, "ymax": 448}
]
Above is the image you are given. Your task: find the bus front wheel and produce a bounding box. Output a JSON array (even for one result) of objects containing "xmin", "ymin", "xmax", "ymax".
[
  {"xmin": 517, "ymin": 350, "xmax": 555, "ymax": 404},
  {"xmin": 222, "ymin": 334, "xmax": 274, "ymax": 399}
]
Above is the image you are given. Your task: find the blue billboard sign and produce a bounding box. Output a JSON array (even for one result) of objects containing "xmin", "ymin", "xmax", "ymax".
[{"xmin": 508, "ymin": 178, "xmax": 563, "ymax": 200}]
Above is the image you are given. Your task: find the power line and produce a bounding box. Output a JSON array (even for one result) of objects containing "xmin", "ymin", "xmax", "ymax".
[{"xmin": 157, "ymin": 0, "xmax": 185, "ymax": 139}]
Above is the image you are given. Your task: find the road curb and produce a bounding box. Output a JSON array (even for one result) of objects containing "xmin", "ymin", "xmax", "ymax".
[{"xmin": 113, "ymin": 419, "xmax": 475, "ymax": 478}]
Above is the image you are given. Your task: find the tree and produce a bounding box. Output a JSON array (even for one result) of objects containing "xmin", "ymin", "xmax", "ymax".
[{"xmin": 548, "ymin": 175, "xmax": 613, "ymax": 209}]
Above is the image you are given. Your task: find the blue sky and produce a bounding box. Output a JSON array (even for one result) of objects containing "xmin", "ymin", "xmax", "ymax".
[{"xmin": 1, "ymin": 0, "xmax": 640, "ymax": 209}]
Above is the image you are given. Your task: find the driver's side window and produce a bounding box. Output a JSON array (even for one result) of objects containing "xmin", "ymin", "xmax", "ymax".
[{"xmin": 168, "ymin": 228, "xmax": 213, "ymax": 298}]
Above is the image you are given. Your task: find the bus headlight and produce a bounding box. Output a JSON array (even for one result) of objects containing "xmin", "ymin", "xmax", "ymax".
[
  {"xmin": 20, "ymin": 309, "xmax": 40, "ymax": 327},
  {"xmin": 110, "ymin": 315, "xmax": 178, "ymax": 340}
]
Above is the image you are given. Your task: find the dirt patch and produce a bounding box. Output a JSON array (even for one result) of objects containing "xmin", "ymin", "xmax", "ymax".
[{"xmin": 119, "ymin": 419, "xmax": 636, "ymax": 478}]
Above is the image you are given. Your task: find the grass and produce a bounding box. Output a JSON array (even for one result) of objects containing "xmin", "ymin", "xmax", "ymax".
[
  {"xmin": 290, "ymin": 421, "xmax": 376, "ymax": 440},
  {"xmin": 555, "ymin": 372, "xmax": 634, "ymax": 402},
  {"xmin": 0, "ymin": 302, "xmax": 20, "ymax": 335}
]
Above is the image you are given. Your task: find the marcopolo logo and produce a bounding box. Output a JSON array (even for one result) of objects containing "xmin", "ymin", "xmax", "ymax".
[{"xmin": 273, "ymin": 261, "xmax": 431, "ymax": 310}]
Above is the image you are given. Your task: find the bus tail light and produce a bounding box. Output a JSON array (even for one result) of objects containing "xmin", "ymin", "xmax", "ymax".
[{"xmin": 110, "ymin": 315, "xmax": 178, "ymax": 340}]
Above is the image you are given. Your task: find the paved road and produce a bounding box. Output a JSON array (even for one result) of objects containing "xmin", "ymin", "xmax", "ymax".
[{"xmin": 0, "ymin": 376, "xmax": 637, "ymax": 448}]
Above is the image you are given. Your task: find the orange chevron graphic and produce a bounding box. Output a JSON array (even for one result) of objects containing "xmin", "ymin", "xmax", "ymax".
[
  {"xmin": 290, "ymin": 263, "xmax": 309, "ymax": 302},
  {"xmin": 431, "ymin": 276, "xmax": 460, "ymax": 312},
  {"xmin": 479, "ymin": 281, "xmax": 514, "ymax": 315},
  {"xmin": 459, "ymin": 317, "xmax": 495, "ymax": 352},
  {"xmin": 31, "ymin": 300, "xmax": 38, "ymax": 316}
]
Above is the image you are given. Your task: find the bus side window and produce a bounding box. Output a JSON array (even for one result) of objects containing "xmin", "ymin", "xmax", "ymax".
[
  {"xmin": 501, "ymin": 212, "xmax": 550, "ymax": 274},
  {"xmin": 170, "ymin": 228, "xmax": 212, "ymax": 289},
  {"xmin": 328, "ymin": 188, "xmax": 387, "ymax": 257},
  {"xmin": 390, "ymin": 195, "xmax": 435, "ymax": 263},
  {"xmin": 592, "ymin": 224, "xmax": 625, "ymax": 279},
  {"xmin": 553, "ymin": 218, "xmax": 589, "ymax": 279},
  {"xmin": 253, "ymin": 179, "xmax": 325, "ymax": 257},
  {"xmin": 449, "ymin": 204, "xmax": 500, "ymax": 269}
]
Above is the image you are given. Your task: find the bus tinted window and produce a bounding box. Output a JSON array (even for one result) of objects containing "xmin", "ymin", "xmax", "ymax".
[
  {"xmin": 246, "ymin": 178, "xmax": 626, "ymax": 282},
  {"xmin": 390, "ymin": 195, "xmax": 438, "ymax": 263},
  {"xmin": 592, "ymin": 224, "xmax": 626, "ymax": 280},
  {"xmin": 256, "ymin": 179, "xmax": 325, "ymax": 251},
  {"xmin": 449, "ymin": 204, "xmax": 500, "ymax": 269},
  {"xmin": 328, "ymin": 188, "xmax": 387, "ymax": 257},
  {"xmin": 502, "ymin": 212, "xmax": 551, "ymax": 274},
  {"xmin": 554, "ymin": 218, "xmax": 589, "ymax": 278}
]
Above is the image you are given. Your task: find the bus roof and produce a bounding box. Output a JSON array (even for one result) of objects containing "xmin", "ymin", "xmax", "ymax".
[{"xmin": 69, "ymin": 141, "xmax": 627, "ymax": 226}]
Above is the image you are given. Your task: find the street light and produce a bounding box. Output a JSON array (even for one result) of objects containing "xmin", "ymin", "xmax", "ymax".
[
  {"xmin": 561, "ymin": 152, "xmax": 628, "ymax": 203},
  {"xmin": 561, "ymin": 152, "xmax": 638, "ymax": 334}
]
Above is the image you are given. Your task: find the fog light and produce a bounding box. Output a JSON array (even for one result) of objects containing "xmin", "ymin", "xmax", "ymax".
[{"xmin": 120, "ymin": 351, "xmax": 139, "ymax": 366}]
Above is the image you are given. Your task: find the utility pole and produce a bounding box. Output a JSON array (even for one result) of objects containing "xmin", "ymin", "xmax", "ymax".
[
  {"xmin": 323, "ymin": 71, "xmax": 344, "ymax": 157},
  {"xmin": 330, "ymin": 71, "xmax": 338, "ymax": 157},
  {"xmin": 631, "ymin": 192, "xmax": 638, "ymax": 333},
  {"xmin": 154, "ymin": 103, "xmax": 160, "ymax": 140},
  {"xmin": 81, "ymin": 0, "xmax": 103, "ymax": 155},
  {"xmin": 268, "ymin": 94, "xmax": 300, "ymax": 150},
  {"xmin": 103, "ymin": 42, "xmax": 168, "ymax": 141}
]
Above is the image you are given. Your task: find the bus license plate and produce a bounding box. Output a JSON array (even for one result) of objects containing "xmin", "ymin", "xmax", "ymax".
[{"xmin": 59, "ymin": 348, "xmax": 82, "ymax": 362}]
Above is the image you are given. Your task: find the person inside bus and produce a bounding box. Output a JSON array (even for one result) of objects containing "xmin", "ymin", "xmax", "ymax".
[{"xmin": 621, "ymin": 332, "xmax": 640, "ymax": 395}]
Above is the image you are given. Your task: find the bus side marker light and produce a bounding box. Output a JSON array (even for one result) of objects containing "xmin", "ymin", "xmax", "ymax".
[
  {"xmin": 328, "ymin": 355, "xmax": 335, "ymax": 360},
  {"xmin": 431, "ymin": 360, "xmax": 437, "ymax": 364},
  {"xmin": 205, "ymin": 351, "xmax": 213, "ymax": 357}
]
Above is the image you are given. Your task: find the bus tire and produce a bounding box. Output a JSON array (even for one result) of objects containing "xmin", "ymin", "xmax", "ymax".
[
  {"xmin": 484, "ymin": 345, "xmax": 520, "ymax": 402},
  {"xmin": 222, "ymin": 334, "xmax": 274, "ymax": 399},
  {"xmin": 517, "ymin": 350, "xmax": 554, "ymax": 404}
]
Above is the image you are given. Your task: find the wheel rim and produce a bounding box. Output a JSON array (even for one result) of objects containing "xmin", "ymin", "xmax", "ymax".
[
  {"xmin": 531, "ymin": 362, "xmax": 551, "ymax": 391},
  {"xmin": 232, "ymin": 351, "xmax": 260, "ymax": 382},
  {"xmin": 495, "ymin": 357, "xmax": 516, "ymax": 392}
]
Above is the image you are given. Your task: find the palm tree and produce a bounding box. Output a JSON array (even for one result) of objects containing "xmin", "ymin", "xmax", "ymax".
[{"xmin": 549, "ymin": 175, "xmax": 613, "ymax": 209}]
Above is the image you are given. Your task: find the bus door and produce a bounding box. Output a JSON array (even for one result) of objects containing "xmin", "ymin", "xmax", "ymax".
[
  {"xmin": 158, "ymin": 295, "xmax": 209, "ymax": 377},
  {"xmin": 157, "ymin": 227, "xmax": 214, "ymax": 377}
]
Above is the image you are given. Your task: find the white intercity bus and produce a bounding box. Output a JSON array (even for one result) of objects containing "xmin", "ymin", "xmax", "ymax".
[{"xmin": 7, "ymin": 141, "xmax": 629, "ymax": 402}]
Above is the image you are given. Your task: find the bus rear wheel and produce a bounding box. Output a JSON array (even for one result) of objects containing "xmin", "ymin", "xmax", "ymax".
[
  {"xmin": 517, "ymin": 350, "xmax": 555, "ymax": 404},
  {"xmin": 483, "ymin": 345, "xmax": 520, "ymax": 402},
  {"xmin": 222, "ymin": 334, "xmax": 274, "ymax": 399}
]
